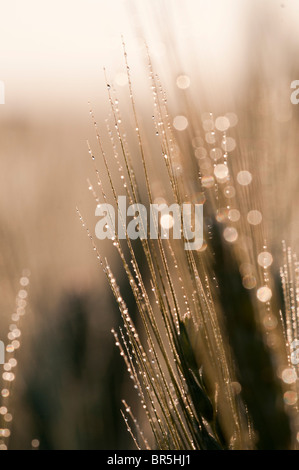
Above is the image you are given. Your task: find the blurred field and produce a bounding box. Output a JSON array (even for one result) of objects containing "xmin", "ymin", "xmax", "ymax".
[{"xmin": 0, "ymin": 0, "xmax": 299, "ymax": 449}]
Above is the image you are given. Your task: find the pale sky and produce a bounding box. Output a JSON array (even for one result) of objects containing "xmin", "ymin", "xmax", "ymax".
[{"xmin": 0, "ymin": 0, "xmax": 297, "ymax": 113}]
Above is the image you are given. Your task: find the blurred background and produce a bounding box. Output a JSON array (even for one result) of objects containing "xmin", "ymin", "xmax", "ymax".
[{"xmin": 0, "ymin": 0, "xmax": 299, "ymax": 449}]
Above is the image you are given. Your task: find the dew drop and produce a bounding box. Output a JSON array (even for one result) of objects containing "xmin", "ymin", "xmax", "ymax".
[
  {"xmin": 215, "ymin": 116, "xmax": 230, "ymax": 132},
  {"xmin": 173, "ymin": 115, "xmax": 188, "ymax": 131},
  {"xmin": 223, "ymin": 227, "xmax": 238, "ymax": 243},
  {"xmin": 221, "ymin": 136, "xmax": 236, "ymax": 152},
  {"xmin": 224, "ymin": 186, "xmax": 236, "ymax": 198},
  {"xmin": 209, "ymin": 147, "xmax": 222, "ymax": 161},
  {"xmin": 201, "ymin": 175, "xmax": 215, "ymax": 188},
  {"xmin": 4, "ymin": 414, "xmax": 12, "ymax": 423},
  {"xmin": 237, "ymin": 170, "xmax": 252, "ymax": 186},
  {"xmin": 242, "ymin": 275, "xmax": 256, "ymax": 290},
  {"xmin": 31, "ymin": 439, "xmax": 40, "ymax": 449},
  {"xmin": 176, "ymin": 75, "xmax": 190, "ymax": 89},
  {"xmin": 205, "ymin": 132, "xmax": 216, "ymax": 144},
  {"xmin": 257, "ymin": 286, "xmax": 272, "ymax": 302},
  {"xmin": 247, "ymin": 210, "xmax": 262, "ymax": 225},
  {"xmin": 284, "ymin": 391, "xmax": 297, "ymax": 406},
  {"xmin": 216, "ymin": 208, "xmax": 229, "ymax": 223},
  {"xmin": 282, "ymin": 368, "xmax": 297, "ymax": 384},
  {"xmin": 202, "ymin": 119, "xmax": 214, "ymax": 132},
  {"xmin": 195, "ymin": 147, "xmax": 207, "ymax": 159},
  {"xmin": 263, "ymin": 314, "xmax": 278, "ymax": 330},
  {"xmin": 214, "ymin": 164, "xmax": 229, "ymax": 180},
  {"xmin": 228, "ymin": 209, "xmax": 240, "ymax": 222},
  {"xmin": 225, "ymin": 112, "xmax": 238, "ymax": 127},
  {"xmin": 257, "ymin": 251, "xmax": 273, "ymax": 268}
]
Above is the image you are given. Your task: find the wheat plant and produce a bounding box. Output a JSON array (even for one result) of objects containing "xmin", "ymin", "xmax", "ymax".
[
  {"xmin": 0, "ymin": 271, "xmax": 30, "ymax": 451},
  {"xmin": 79, "ymin": 41, "xmax": 299, "ymax": 450}
]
